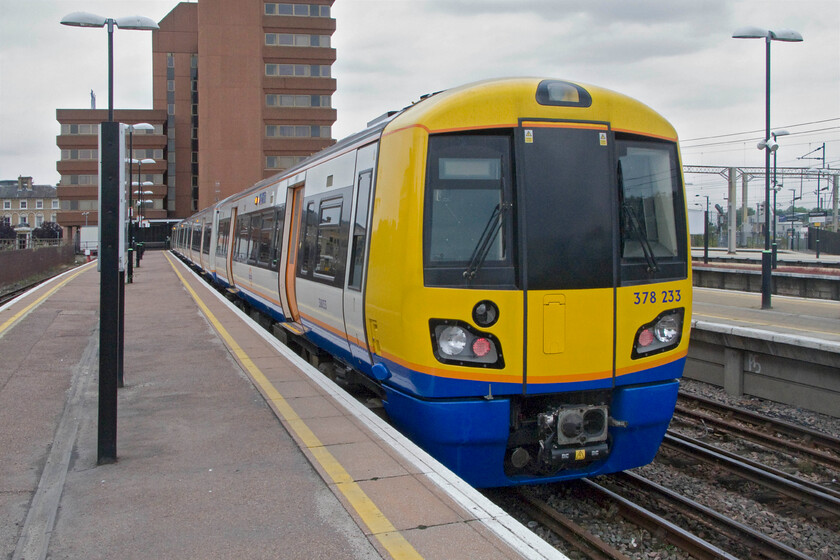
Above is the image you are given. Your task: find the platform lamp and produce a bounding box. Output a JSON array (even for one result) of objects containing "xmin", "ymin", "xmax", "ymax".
[
  {"xmin": 61, "ymin": 11, "xmax": 158, "ymax": 465},
  {"xmin": 732, "ymin": 26, "xmax": 803, "ymax": 309},
  {"xmin": 126, "ymin": 125, "xmax": 154, "ymax": 283}
]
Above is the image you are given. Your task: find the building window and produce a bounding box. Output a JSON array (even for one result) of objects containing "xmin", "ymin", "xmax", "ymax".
[
  {"xmin": 63, "ymin": 174, "xmax": 97, "ymax": 186},
  {"xmin": 264, "ymin": 3, "xmax": 330, "ymax": 17},
  {"xmin": 167, "ymin": 53, "xmax": 174, "ymax": 68},
  {"xmin": 265, "ymin": 64, "xmax": 331, "ymax": 78},
  {"xmin": 61, "ymin": 149, "xmax": 98, "ymax": 160},
  {"xmin": 266, "ymin": 155, "xmax": 305, "ymax": 169},
  {"xmin": 130, "ymin": 149, "xmax": 163, "ymax": 159},
  {"xmin": 265, "ymin": 33, "xmax": 331, "ymax": 48},
  {"xmin": 52, "ymin": 200, "xmax": 59, "ymax": 209},
  {"xmin": 36, "ymin": 214, "xmax": 44, "ymax": 227},
  {"xmin": 167, "ymin": 80, "xmax": 175, "ymax": 91},
  {"xmin": 266, "ymin": 125, "xmax": 331, "ymax": 138},
  {"xmin": 61, "ymin": 123, "xmax": 97, "ymax": 135},
  {"xmin": 36, "ymin": 200, "xmax": 43, "ymax": 209},
  {"xmin": 2, "ymin": 216, "xmax": 10, "ymax": 226},
  {"xmin": 266, "ymin": 94, "xmax": 331, "ymax": 108},
  {"xmin": 3, "ymin": 200, "xmax": 9, "ymax": 210},
  {"xmin": 19, "ymin": 200, "xmax": 27, "ymax": 210}
]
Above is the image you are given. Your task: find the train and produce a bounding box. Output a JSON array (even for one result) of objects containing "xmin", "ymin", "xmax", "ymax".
[{"xmin": 172, "ymin": 77, "xmax": 692, "ymax": 487}]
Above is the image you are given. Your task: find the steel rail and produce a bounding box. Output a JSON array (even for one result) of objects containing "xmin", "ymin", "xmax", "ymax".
[
  {"xmin": 614, "ymin": 471, "xmax": 816, "ymax": 560},
  {"xmin": 677, "ymin": 393, "xmax": 840, "ymax": 471},
  {"xmin": 514, "ymin": 488, "xmax": 630, "ymax": 560},
  {"xmin": 580, "ymin": 478, "xmax": 740, "ymax": 560},
  {"xmin": 667, "ymin": 429, "xmax": 840, "ymax": 500},
  {"xmin": 663, "ymin": 433, "xmax": 840, "ymax": 517}
]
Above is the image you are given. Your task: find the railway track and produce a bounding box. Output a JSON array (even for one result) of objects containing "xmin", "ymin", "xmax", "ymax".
[
  {"xmin": 502, "ymin": 393, "xmax": 840, "ymax": 559},
  {"xmin": 513, "ymin": 473, "xmax": 814, "ymax": 560},
  {"xmin": 661, "ymin": 431, "xmax": 840, "ymax": 517},
  {"xmin": 0, "ymin": 284, "xmax": 34, "ymax": 307},
  {"xmin": 675, "ymin": 393, "xmax": 840, "ymax": 472}
]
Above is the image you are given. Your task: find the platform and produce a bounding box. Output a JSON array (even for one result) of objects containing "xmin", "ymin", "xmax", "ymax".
[
  {"xmin": 689, "ymin": 287, "xmax": 840, "ymax": 417},
  {"xmin": 0, "ymin": 252, "xmax": 560, "ymax": 560}
]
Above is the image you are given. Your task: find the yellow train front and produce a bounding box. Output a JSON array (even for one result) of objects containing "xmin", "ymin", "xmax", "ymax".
[{"xmin": 366, "ymin": 78, "xmax": 692, "ymax": 487}]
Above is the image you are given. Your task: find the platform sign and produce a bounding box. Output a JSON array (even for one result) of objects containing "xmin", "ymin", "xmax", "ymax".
[{"xmin": 809, "ymin": 212, "xmax": 827, "ymax": 226}]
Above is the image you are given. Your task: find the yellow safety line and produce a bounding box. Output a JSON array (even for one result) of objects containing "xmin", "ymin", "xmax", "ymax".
[
  {"xmin": 164, "ymin": 253, "xmax": 422, "ymax": 560},
  {"xmin": 0, "ymin": 265, "xmax": 91, "ymax": 337},
  {"xmin": 693, "ymin": 312, "xmax": 840, "ymax": 339}
]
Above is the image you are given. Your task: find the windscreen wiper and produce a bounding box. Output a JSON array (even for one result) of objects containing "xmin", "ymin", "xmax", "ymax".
[
  {"xmin": 622, "ymin": 204, "xmax": 659, "ymax": 273},
  {"xmin": 463, "ymin": 201, "xmax": 512, "ymax": 280}
]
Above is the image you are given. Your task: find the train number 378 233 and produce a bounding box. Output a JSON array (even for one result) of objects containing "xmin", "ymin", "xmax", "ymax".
[{"xmin": 633, "ymin": 290, "xmax": 681, "ymax": 305}]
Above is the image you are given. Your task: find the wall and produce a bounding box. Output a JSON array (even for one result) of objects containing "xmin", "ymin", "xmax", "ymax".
[{"xmin": 0, "ymin": 244, "xmax": 76, "ymax": 288}]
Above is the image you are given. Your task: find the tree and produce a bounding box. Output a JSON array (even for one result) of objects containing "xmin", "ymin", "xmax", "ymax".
[
  {"xmin": 32, "ymin": 221, "xmax": 63, "ymax": 239},
  {"xmin": 0, "ymin": 222, "xmax": 15, "ymax": 240}
]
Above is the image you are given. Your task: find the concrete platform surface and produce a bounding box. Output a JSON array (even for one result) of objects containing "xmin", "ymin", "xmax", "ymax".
[{"xmin": 0, "ymin": 253, "xmax": 561, "ymax": 560}]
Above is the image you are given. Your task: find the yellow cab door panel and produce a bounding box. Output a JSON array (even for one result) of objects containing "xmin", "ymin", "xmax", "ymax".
[{"xmin": 516, "ymin": 122, "xmax": 616, "ymax": 390}]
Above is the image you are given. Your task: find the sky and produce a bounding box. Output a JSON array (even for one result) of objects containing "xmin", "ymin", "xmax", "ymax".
[{"xmin": 1, "ymin": 0, "xmax": 838, "ymax": 212}]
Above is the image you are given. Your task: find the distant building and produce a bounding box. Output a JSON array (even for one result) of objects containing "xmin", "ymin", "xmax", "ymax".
[
  {"xmin": 1, "ymin": 176, "xmax": 59, "ymax": 228},
  {"xmin": 55, "ymin": 0, "xmax": 336, "ymax": 241}
]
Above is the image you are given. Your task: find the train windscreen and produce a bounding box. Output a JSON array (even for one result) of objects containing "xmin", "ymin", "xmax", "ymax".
[
  {"xmin": 423, "ymin": 134, "xmax": 517, "ymax": 288},
  {"xmin": 617, "ymin": 135, "xmax": 687, "ymax": 283}
]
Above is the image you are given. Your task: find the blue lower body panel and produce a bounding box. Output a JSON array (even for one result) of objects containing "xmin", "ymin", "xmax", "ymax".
[{"xmin": 382, "ymin": 376, "xmax": 681, "ymax": 488}]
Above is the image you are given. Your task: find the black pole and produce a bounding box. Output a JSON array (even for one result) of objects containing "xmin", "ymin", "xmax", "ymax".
[
  {"xmin": 127, "ymin": 131, "xmax": 134, "ymax": 283},
  {"xmin": 760, "ymin": 36, "xmax": 772, "ymax": 309},
  {"xmin": 98, "ymin": 19, "xmax": 120, "ymax": 464},
  {"xmin": 771, "ymin": 148, "xmax": 778, "ymax": 269},
  {"xmin": 703, "ymin": 209, "xmax": 709, "ymax": 264},
  {"xmin": 98, "ymin": 120, "xmax": 120, "ymax": 464},
  {"xmin": 107, "ymin": 20, "xmax": 114, "ymax": 122},
  {"xmin": 118, "ymin": 270, "xmax": 125, "ymax": 388}
]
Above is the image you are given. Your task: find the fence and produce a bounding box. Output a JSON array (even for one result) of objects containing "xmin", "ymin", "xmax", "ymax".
[
  {"xmin": 0, "ymin": 242, "xmax": 76, "ymax": 289},
  {"xmin": 808, "ymin": 226, "xmax": 840, "ymax": 255}
]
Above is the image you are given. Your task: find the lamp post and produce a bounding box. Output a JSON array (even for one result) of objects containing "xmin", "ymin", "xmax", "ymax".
[
  {"xmin": 126, "ymin": 124, "xmax": 154, "ymax": 283},
  {"xmin": 61, "ymin": 11, "xmax": 158, "ymax": 465},
  {"xmin": 770, "ymin": 129, "xmax": 789, "ymax": 268},
  {"xmin": 130, "ymin": 160, "xmax": 155, "ymax": 273},
  {"xmin": 789, "ymin": 189, "xmax": 802, "ymax": 250},
  {"xmin": 695, "ymin": 194, "xmax": 710, "ymax": 263},
  {"xmin": 732, "ymin": 26, "xmax": 802, "ymax": 309}
]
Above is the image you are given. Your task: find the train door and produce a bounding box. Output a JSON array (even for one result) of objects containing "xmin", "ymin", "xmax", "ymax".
[
  {"xmin": 517, "ymin": 121, "xmax": 616, "ymax": 392},
  {"xmin": 228, "ymin": 207, "xmax": 238, "ymax": 289},
  {"xmin": 342, "ymin": 143, "xmax": 378, "ymax": 370},
  {"xmin": 281, "ymin": 184, "xmax": 304, "ymax": 323},
  {"xmin": 198, "ymin": 218, "xmax": 207, "ymax": 271}
]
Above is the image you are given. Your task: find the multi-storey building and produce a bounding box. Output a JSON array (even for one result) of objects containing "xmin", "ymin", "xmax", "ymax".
[
  {"xmin": 55, "ymin": 0, "xmax": 336, "ymax": 241},
  {"xmin": 1, "ymin": 176, "xmax": 59, "ymax": 228}
]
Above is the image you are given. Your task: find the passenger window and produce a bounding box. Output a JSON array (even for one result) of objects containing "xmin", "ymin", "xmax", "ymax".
[
  {"xmin": 235, "ymin": 215, "xmax": 250, "ymax": 262},
  {"xmin": 314, "ymin": 199, "xmax": 342, "ymax": 279},
  {"xmin": 247, "ymin": 214, "xmax": 262, "ymax": 264},
  {"xmin": 299, "ymin": 201, "xmax": 317, "ymax": 275},
  {"xmin": 257, "ymin": 210, "xmax": 274, "ymax": 266},
  {"xmin": 348, "ymin": 171, "xmax": 372, "ymax": 291},
  {"xmin": 216, "ymin": 218, "xmax": 230, "ymax": 256},
  {"xmin": 270, "ymin": 206, "xmax": 285, "ymax": 270}
]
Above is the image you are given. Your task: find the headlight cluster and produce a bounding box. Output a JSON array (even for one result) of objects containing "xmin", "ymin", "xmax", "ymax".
[
  {"xmin": 430, "ymin": 319, "xmax": 504, "ymax": 369},
  {"xmin": 632, "ymin": 308, "xmax": 684, "ymax": 359}
]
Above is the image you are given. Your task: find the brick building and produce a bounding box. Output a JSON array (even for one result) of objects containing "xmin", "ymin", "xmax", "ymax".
[{"xmin": 55, "ymin": 0, "xmax": 336, "ymax": 241}]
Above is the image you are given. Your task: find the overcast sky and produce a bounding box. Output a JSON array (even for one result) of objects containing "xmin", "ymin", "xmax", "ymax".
[{"xmin": 1, "ymin": 0, "xmax": 838, "ymax": 210}]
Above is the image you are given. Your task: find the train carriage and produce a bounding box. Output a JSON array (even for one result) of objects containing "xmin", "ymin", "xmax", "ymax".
[{"xmin": 174, "ymin": 78, "xmax": 692, "ymax": 487}]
